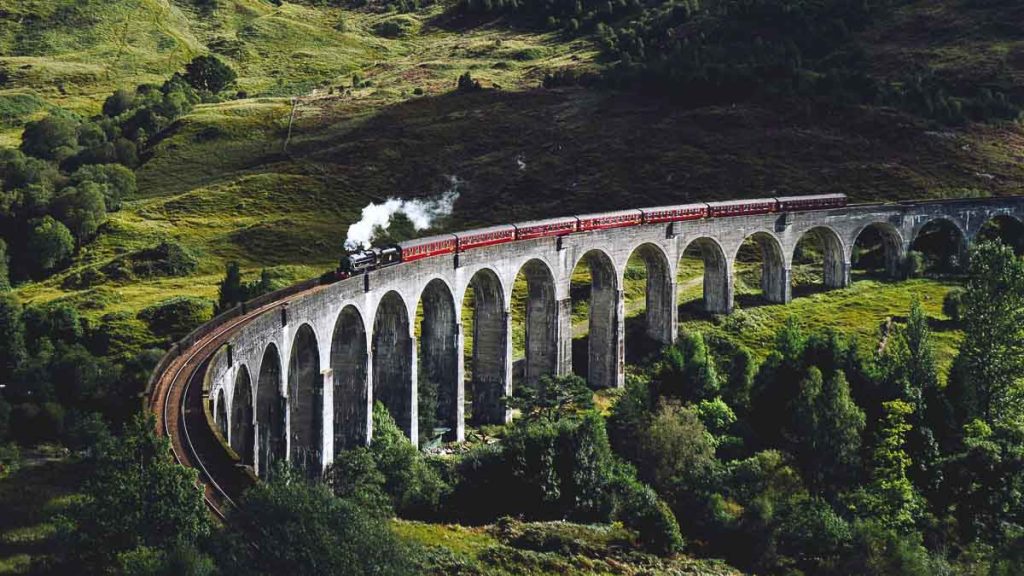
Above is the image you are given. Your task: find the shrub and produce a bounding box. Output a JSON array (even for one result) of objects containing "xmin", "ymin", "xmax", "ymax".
[
  {"xmin": 216, "ymin": 466, "xmax": 414, "ymax": 576},
  {"xmin": 53, "ymin": 182, "xmax": 107, "ymax": 243},
  {"xmin": 611, "ymin": 475, "xmax": 684, "ymax": 555},
  {"xmin": 501, "ymin": 410, "xmax": 617, "ymax": 521},
  {"xmin": 102, "ymin": 241, "xmax": 198, "ymax": 280},
  {"xmin": 27, "ymin": 216, "xmax": 74, "ymax": 276},
  {"xmin": 184, "ymin": 55, "xmax": 237, "ymax": 94},
  {"xmin": 373, "ymin": 18, "xmax": 415, "ymax": 38},
  {"xmin": 138, "ymin": 296, "xmax": 214, "ymax": 341},
  {"xmin": 70, "ymin": 164, "xmax": 136, "ymax": 212},
  {"xmin": 326, "ymin": 446, "xmax": 391, "ymax": 513},
  {"xmin": 21, "ymin": 115, "xmax": 78, "ymax": 160},
  {"xmin": 368, "ymin": 402, "xmax": 449, "ymax": 517},
  {"xmin": 62, "ymin": 414, "xmax": 211, "ymax": 571}
]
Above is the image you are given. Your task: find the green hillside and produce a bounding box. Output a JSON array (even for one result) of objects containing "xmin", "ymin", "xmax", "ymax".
[
  {"xmin": 1, "ymin": 1, "xmax": 1024, "ymax": 573},
  {"xmin": 1, "ymin": 0, "xmax": 1020, "ymax": 319}
]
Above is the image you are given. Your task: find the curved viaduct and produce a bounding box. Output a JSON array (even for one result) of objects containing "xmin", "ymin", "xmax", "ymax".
[{"xmin": 149, "ymin": 196, "xmax": 1024, "ymax": 498}]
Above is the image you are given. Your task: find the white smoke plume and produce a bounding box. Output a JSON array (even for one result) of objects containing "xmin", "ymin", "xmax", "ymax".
[{"xmin": 344, "ymin": 176, "xmax": 461, "ymax": 251}]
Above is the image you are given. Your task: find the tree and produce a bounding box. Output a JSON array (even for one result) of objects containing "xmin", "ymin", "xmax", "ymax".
[
  {"xmin": 20, "ymin": 115, "xmax": 78, "ymax": 160},
  {"xmin": 878, "ymin": 299, "xmax": 944, "ymax": 488},
  {"xmin": 0, "ymin": 238, "xmax": 9, "ymax": 290},
  {"xmin": 184, "ymin": 55, "xmax": 237, "ymax": 94},
  {"xmin": 0, "ymin": 293, "xmax": 25, "ymax": 385},
  {"xmin": 0, "ymin": 391, "xmax": 10, "ymax": 442},
  {"xmin": 217, "ymin": 261, "xmax": 245, "ymax": 311},
  {"xmin": 102, "ymin": 88, "xmax": 135, "ymax": 118},
  {"xmin": 864, "ymin": 400, "xmax": 920, "ymax": 531},
  {"xmin": 507, "ymin": 372, "xmax": 594, "ymax": 422},
  {"xmin": 786, "ymin": 367, "xmax": 865, "ymax": 493},
  {"xmin": 65, "ymin": 413, "xmax": 211, "ymax": 570},
  {"xmin": 652, "ymin": 332, "xmax": 721, "ymax": 402},
  {"xmin": 948, "ymin": 241, "xmax": 1024, "ymax": 426},
  {"xmin": 71, "ymin": 164, "xmax": 136, "ymax": 212},
  {"xmin": 53, "ymin": 182, "xmax": 107, "ymax": 243},
  {"xmin": 217, "ymin": 466, "xmax": 415, "ymax": 576},
  {"xmin": 642, "ymin": 402, "xmax": 718, "ymax": 509}
]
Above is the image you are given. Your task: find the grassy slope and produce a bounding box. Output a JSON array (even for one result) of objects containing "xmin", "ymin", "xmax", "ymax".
[
  {"xmin": 396, "ymin": 520, "xmax": 742, "ymax": 576},
  {"xmin": 3, "ymin": 0, "xmax": 1022, "ymax": 320}
]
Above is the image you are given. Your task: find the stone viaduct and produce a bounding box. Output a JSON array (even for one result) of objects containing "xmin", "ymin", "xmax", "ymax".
[{"xmin": 201, "ymin": 197, "xmax": 1024, "ymax": 478}]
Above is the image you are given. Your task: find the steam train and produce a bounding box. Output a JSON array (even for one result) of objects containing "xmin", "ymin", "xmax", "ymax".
[{"xmin": 338, "ymin": 193, "xmax": 847, "ymax": 277}]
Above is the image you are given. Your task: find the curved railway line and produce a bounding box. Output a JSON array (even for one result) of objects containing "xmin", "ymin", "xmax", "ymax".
[{"xmin": 146, "ymin": 284, "xmax": 328, "ymax": 518}]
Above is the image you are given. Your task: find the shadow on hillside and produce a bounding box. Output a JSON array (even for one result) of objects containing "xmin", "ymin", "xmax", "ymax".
[{"xmin": 281, "ymin": 85, "xmax": 1024, "ymax": 235}]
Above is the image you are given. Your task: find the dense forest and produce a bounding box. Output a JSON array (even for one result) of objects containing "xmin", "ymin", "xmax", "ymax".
[{"xmin": 1, "ymin": 0, "xmax": 1023, "ymax": 573}]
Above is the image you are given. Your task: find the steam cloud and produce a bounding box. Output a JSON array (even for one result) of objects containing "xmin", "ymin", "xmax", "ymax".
[{"xmin": 344, "ymin": 176, "xmax": 461, "ymax": 250}]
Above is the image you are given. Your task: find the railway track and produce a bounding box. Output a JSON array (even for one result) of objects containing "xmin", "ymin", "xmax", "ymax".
[{"xmin": 147, "ymin": 282, "xmax": 328, "ymax": 519}]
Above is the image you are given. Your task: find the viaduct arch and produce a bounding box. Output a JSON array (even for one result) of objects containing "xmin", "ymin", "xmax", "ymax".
[{"xmin": 189, "ymin": 196, "xmax": 1024, "ymax": 478}]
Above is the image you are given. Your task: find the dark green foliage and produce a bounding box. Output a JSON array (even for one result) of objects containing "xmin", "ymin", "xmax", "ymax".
[
  {"xmin": 20, "ymin": 114, "xmax": 78, "ymax": 161},
  {"xmin": 325, "ymin": 446, "xmax": 392, "ymax": 513},
  {"xmin": 774, "ymin": 495, "xmax": 852, "ymax": 574},
  {"xmin": 102, "ymin": 241, "xmax": 199, "ymax": 281},
  {"xmin": 0, "ymin": 391, "xmax": 9, "ymax": 442},
  {"xmin": 591, "ymin": 0, "xmax": 1020, "ymax": 124},
  {"xmin": 184, "ymin": 55, "xmax": 237, "ymax": 94},
  {"xmin": 841, "ymin": 520, "xmax": 932, "ymax": 575},
  {"xmin": 904, "ymin": 250, "xmax": 926, "ymax": 278},
  {"xmin": 501, "ymin": 409, "xmax": 618, "ymax": 520},
  {"xmin": 785, "ymin": 367, "xmax": 865, "ymax": 493},
  {"xmin": 117, "ymin": 540, "xmax": 217, "ymax": 576},
  {"xmin": 217, "ymin": 466, "xmax": 415, "ymax": 576},
  {"xmin": 610, "ymin": 475, "xmax": 684, "ymax": 555},
  {"xmin": 138, "ymin": 296, "xmax": 214, "ymax": 341},
  {"xmin": 373, "ymin": 18, "xmax": 414, "ymax": 38},
  {"xmin": 653, "ymin": 332, "xmax": 721, "ymax": 402},
  {"xmin": 0, "ymin": 293, "xmax": 25, "ymax": 385},
  {"xmin": 858, "ymin": 400, "xmax": 920, "ymax": 531},
  {"xmin": 0, "ymin": 238, "xmax": 9, "ymax": 290},
  {"xmin": 507, "ymin": 372, "xmax": 593, "ymax": 422},
  {"xmin": 70, "ymin": 163, "xmax": 136, "ymax": 212},
  {"xmin": 53, "ymin": 182, "xmax": 107, "ymax": 243},
  {"xmin": 23, "ymin": 302, "xmax": 83, "ymax": 347},
  {"xmin": 102, "ymin": 89, "xmax": 135, "ymax": 118},
  {"xmin": 366, "ymin": 402, "xmax": 448, "ymax": 517},
  {"xmin": 877, "ymin": 299, "xmax": 945, "ymax": 492},
  {"xmin": 217, "ymin": 262, "xmax": 277, "ymax": 311},
  {"xmin": 941, "ymin": 420, "xmax": 1024, "ymax": 544},
  {"xmin": 26, "ymin": 216, "xmax": 74, "ymax": 276},
  {"xmin": 61, "ymin": 413, "xmax": 211, "ymax": 571},
  {"xmin": 946, "ymin": 241, "xmax": 1024, "ymax": 427}
]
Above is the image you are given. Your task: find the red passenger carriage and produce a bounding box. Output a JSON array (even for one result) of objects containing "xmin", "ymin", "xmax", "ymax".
[
  {"xmin": 707, "ymin": 198, "xmax": 778, "ymax": 218},
  {"xmin": 398, "ymin": 234, "xmax": 457, "ymax": 262},
  {"xmin": 640, "ymin": 204, "xmax": 708, "ymax": 224},
  {"xmin": 455, "ymin": 225, "xmax": 517, "ymax": 252},
  {"xmin": 576, "ymin": 209, "xmax": 643, "ymax": 232},
  {"xmin": 514, "ymin": 217, "xmax": 579, "ymax": 240},
  {"xmin": 774, "ymin": 194, "xmax": 847, "ymax": 212}
]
